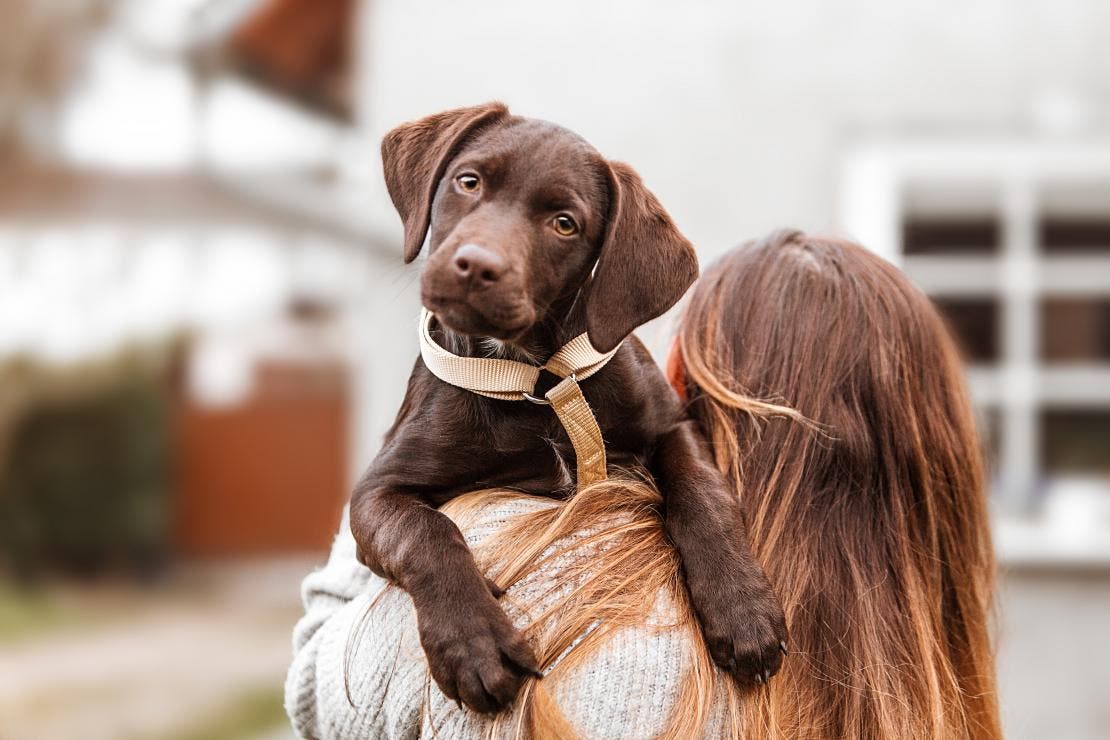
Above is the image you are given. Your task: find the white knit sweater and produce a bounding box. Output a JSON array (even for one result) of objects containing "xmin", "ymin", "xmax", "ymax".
[{"xmin": 284, "ymin": 497, "xmax": 718, "ymax": 739}]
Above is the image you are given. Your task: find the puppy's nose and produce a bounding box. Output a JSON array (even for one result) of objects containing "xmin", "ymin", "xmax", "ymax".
[{"xmin": 452, "ymin": 244, "xmax": 506, "ymax": 288}]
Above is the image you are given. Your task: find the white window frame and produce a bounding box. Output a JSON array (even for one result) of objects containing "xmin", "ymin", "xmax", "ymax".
[{"xmin": 839, "ymin": 140, "xmax": 1110, "ymax": 565}]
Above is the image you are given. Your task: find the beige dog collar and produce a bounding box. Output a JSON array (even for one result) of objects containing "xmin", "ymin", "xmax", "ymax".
[{"xmin": 418, "ymin": 308, "xmax": 618, "ymax": 485}]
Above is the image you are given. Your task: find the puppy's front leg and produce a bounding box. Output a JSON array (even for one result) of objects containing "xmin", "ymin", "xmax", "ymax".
[
  {"xmin": 349, "ymin": 484, "xmax": 541, "ymax": 712},
  {"xmin": 653, "ymin": 419, "xmax": 787, "ymax": 686}
]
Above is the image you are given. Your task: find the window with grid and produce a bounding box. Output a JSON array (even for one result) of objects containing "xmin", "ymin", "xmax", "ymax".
[{"xmin": 840, "ymin": 142, "xmax": 1110, "ymax": 564}]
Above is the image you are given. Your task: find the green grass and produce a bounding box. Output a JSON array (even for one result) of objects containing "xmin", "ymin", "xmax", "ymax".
[
  {"xmin": 0, "ymin": 585, "xmax": 75, "ymax": 644},
  {"xmin": 155, "ymin": 686, "xmax": 288, "ymax": 740}
]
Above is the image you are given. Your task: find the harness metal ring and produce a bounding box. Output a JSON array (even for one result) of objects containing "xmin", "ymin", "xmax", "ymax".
[
  {"xmin": 521, "ymin": 391, "xmax": 551, "ymax": 405},
  {"xmin": 521, "ymin": 372, "xmax": 576, "ymax": 405}
]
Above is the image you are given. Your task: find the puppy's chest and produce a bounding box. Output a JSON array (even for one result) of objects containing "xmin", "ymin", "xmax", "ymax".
[{"xmin": 479, "ymin": 398, "xmax": 650, "ymax": 489}]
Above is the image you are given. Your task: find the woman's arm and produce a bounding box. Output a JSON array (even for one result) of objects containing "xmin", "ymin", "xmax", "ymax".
[
  {"xmin": 286, "ymin": 497, "xmax": 722, "ymax": 739},
  {"xmin": 286, "ymin": 506, "xmax": 534, "ymax": 739},
  {"xmin": 285, "ymin": 509, "xmax": 394, "ymax": 739}
]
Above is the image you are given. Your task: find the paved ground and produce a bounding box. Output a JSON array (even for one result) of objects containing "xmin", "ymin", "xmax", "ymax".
[
  {"xmin": 0, "ymin": 557, "xmax": 318, "ymax": 740},
  {"xmin": 0, "ymin": 559, "xmax": 1106, "ymax": 740}
]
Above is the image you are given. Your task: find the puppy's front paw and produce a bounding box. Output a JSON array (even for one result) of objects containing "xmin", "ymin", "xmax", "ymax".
[
  {"xmin": 691, "ymin": 576, "xmax": 788, "ymax": 688},
  {"xmin": 417, "ymin": 593, "xmax": 541, "ymax": 713}
]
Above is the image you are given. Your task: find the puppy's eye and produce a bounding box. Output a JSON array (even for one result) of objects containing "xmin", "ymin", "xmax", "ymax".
[
  {"xmin": 456, "ymin": 173, "xmax": 480, "ymax": 193},
  {"xmin": 553, "ymin": 214, "xmax": 578, "ymax": 236}
]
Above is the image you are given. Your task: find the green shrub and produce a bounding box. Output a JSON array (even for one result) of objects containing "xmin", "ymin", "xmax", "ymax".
[{"xmin": 0, "ymin": 362, "xmax": 172, "ymax": 580}]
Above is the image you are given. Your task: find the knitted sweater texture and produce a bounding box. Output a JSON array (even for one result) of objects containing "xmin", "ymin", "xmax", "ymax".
[{"xmin": 284, "ymin": 497, "xmax": 717, "ymax": 739}]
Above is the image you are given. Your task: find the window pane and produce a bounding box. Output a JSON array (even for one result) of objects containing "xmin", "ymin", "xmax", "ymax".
[
  {"xmin": 933, "ymin": 297, "xmax": 1000, "ymax": 363},
  {"xmin": 1041, "ymin": 299, "xmax": 1110, "ymax": 362},
  {"xmin": 1040, "ymin": 218, "xmax": 1110, "ymax": 254},
  {"xmin": 903, "ymin": 217, "xmax": 1000, "ymax": 256},
  {"xmin": 1038, "ymin": 182, "xmax": 1110, "ymax": 254},
  {"xmin": 1042, "ymin": 410, "xmax": 1110, "ymax": 476}
]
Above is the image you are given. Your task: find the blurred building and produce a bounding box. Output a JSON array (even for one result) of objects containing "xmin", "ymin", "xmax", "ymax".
[
  {"xmin": 842, "ymin": 140, "xmax": 1110, "ymax": 566},
  {"xmin": 0, "ymin": 0, "xmax": 378, "ymax": 561}
]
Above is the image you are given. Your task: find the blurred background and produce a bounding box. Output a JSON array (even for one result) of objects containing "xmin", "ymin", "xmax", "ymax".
[{"xmin": 0, "ymin": 1, "xmax": 1107, "ymax": 738}]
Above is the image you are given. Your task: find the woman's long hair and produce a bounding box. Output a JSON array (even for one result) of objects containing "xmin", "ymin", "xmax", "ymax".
[
  {"xmin": 438, "ymin": 479, "xmax": 725, "ymax": 739},
  {"xmin": 356, "ymin": 231, "xmax": 1000, "ymax": 739},
  {"xmin": 676, "ymin": 230, "xmax": 1001, "ymax": 739}
]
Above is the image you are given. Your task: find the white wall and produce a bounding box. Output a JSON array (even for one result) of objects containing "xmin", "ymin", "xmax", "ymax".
[{"xmin": 358, "ymin": 0, "xmax": 1110, "ymax": 264}]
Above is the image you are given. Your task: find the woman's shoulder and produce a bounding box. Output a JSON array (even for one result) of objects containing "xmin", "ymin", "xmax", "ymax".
[{"xmin": 290, "ymin": 491, "xmax": 717, "ymax": 739}]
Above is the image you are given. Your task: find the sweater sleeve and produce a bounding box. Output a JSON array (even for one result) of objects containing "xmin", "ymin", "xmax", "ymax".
[
  {"xmin": 284, "ymin": 508, "xmax": 387, "ymax": 739},
  {"xmin": 284, "ymin": 504, "xmax": 530, "ymax": 739},
  {"xmin": 284, "ymin": 500, "xmax": 717, "ymax": 739}
]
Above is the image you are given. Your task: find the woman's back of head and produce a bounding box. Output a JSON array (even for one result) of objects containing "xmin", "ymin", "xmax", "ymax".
[{"xmin": 676, "ymin": 230, "xmax": 1001, "ymax": 739}]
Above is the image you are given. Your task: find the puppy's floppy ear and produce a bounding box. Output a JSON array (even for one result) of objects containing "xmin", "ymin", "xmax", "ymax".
[
  {"xmin": 584, "ymin": 161, "xmax": 698, "ymax": 353},
  {"xmin": 381, "ymin": 102, "xmax": 509, "ymax": 262}
]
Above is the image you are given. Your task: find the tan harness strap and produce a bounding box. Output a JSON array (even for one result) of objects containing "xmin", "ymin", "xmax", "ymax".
[
  {"xmin": 545, "ymin": 376, "xmax": 608, "ymax": 486},
  {"xmin": 543, "ymin": 333, "xmax": 615, "ymax": 381},
  {"xmin": 418, "ymin": 309, "xmax": 617, "ymax": 485}
]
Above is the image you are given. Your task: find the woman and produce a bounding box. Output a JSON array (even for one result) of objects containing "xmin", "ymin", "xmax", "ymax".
[{"xmin": 286, "ymin": 230, "xmax": 1002, "ymax": 739}]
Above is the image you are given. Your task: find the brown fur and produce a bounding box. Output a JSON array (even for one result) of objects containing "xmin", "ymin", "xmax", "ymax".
[{"xmin": 350, "ymin": 103, "xmax": 786, "ymax": 713}]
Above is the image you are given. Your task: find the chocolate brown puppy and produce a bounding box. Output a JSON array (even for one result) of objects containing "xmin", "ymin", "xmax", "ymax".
[{"xmin": 351, "ymin": 102, "xmax": 786, "ymax": 713}]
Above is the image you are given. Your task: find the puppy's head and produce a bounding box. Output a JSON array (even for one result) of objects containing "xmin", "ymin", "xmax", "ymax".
[{"xmin": 381, "ymin": 102, "xmax": 697, "ymax": 353}]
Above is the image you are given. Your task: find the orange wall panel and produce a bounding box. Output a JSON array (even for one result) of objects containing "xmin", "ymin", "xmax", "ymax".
[{"xmin": 175, "ymin": 387, "xmax": 348, "ymax": 556}]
